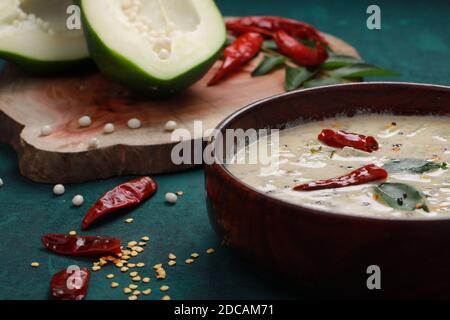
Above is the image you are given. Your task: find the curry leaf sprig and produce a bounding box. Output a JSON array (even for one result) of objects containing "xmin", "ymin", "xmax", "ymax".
[{"xmin": 253, "ymin": 42, "xmax": 400, "ymax": 91}]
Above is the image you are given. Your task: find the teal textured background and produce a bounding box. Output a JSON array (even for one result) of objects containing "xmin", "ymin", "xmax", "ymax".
[{"xmin": 0, "ymin": 0, "xmax": 448, "ymax": 300}]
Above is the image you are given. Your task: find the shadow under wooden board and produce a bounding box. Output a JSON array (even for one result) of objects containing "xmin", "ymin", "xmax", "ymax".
[{"xmin": 0, "ymin": 32, "xmax": 359, "ymax": 184}]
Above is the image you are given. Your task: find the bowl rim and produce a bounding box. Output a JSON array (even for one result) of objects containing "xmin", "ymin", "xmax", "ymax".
[{"xmin": 207, "ymin": 81, "xmax": 450, "ymax": 223}]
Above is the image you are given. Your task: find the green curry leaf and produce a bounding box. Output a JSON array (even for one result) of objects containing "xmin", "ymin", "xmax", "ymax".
[
  {"xmin": 284, "ymin": 66, "xmax": 317, "ymax": 91},
  {"xmin": 383, "ymin": 159, "xmax": 447, "ymax": 174},
  {"xmin": 252, "ymin": 55, "xmax": 286, "ymax": 77},
  {"xmin": 329, "ymin": 63, "xmax": 400, "ymax": 79},
  {"xmin": 373, "ymin": 183, "xmax": 429, "ymax": 212},
  {"xmin": 322, "ymin": 54, "xmax": 363, "ymax": 70},
  {"xmin": 303, "ymin": 76, "xmax": 345, "ymax": 88}
]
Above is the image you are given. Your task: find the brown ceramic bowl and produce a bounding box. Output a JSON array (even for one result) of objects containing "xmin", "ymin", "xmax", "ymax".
[{"xmin": 204, "ymin": 82, "xmax": 450, "ymax": 298}]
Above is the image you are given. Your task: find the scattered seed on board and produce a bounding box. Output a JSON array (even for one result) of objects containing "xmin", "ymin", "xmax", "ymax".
[
  {"xmin": 120, "ymin": 267, "xmax": 129, "ymax": 272},
  {"xmin": 111, "ymin": 282, "xmax": 119, "ymax": 288},
  {"xmin": 92, "ymin": 266, "xmax": 101, "ymax": 271},
  {"xmin": 104, "ymin": 123, "xmax": 115, "ymax": 134},
  {"xmin": 69, "ymin": 230, "xmax": 77, "ymax": 236},
  {"xmin": 153, "ymin": 263, "xmax": 163, "ymax": 269},
  {"xmin": 88, "ymin": 137, "xmax": 100, "ymax": 149},
  {"xmin": 106, "ymin": 274, "xmax": 114, "ymax": 279},
  {"xmin": 53, "ymin": 184, "xmax": 65, "ymax": 195},
  {"xmin": 127, "ymin": 241, "xmax": 138, "ymax": 248},
  {"xmin": 191, "ymin": 253, "xmax": 199, "ymax": 259},
  {"xmin": 137, "ymin": 263, "xmax": 145, "ymax": 268},
  {"xmin": 143, "ymin": 277, "xmax": 150, "ymax": 283},
  {"xmin": 165, "ymin": 120, "xmax": 177, "ymax": 131},
  {"xmin": 125, "ymin": 218, "xmax": 134, "ymax": 224},
  {"xmin": 133, "ymin": 290, "xmax": 141, "ymax": 296},
  {"xmin": 138, "ymin": 242, "xmax": 146, "ymax": 246},
  {"xmin": 185, "ymin": 258, "xmax": 194, "ymax": 264},
  {"xmin": 143, "ymin": 289, "xmax": 152, "ymax": 295},
  {"xmin": 160, "ymin": 285, "xmax": 170, "ymax": 292},
  {"xmin": 31, "ymin": 262, "xmax": 40, "ymax": 268},
  {"xmin": 130, "ymin": 271, "xmax": 138, "ymax": 277},
  {"xmin": 78, "ymin": 116, "xmax": 92, "ymax": 127},
  {"xmin": 168, "ymin": 260, "xmax": 176, "ymax": 267},
  {"xmin": 127, "ymin": 118, "xmax": 141, "ymax": 129},
  {"xmin": 132, "ymin": 276, "xmax": 141, "ymax": 282},
  {"xmin": 134, "ymin": 246, "xmax": 144, "ymax": 253},
  {"xmin": 123, "ymin": 288, "xmax": 132, "ymax": 294},
  {"xmin": 131, "ymin": 251, "xmax": 138, "ymax": 257},
  {"xmin": 128, "ymin": 284, "xmax": 138, "ymax": 290},
  {"xmin": 127, "ymin": 263, "xmax": 136, "ymax": 268},
  {"xmin": 176, "ymin": 191, "xmax": 184, "ymax": 196},
  {"xmin": 165, "ymin": 192, "xmax": 177, "ymax": 204},
  {"xmin": 72, "ymin": 195, "xmax": 84, "ymax": 207},
  {"xmin": 141, "ymin": 236, "xmax": 150, "ymax": 241},
  {"xmin": 156, "ymin": 268, "xmax": 166, "ymax": 280},
  {"xmin": 161, "ymin": 295, "xmax": 171, "ymax": 300},
  {"xmin": 40, "ymin": 125, "xmax": 53, "ymax": 136},
  {"xmin": 207, "ymin": 248, "xmax": 216, "ymax": 254},
  {"xmin": 128, "ymin": 295, "xmax": 138, "ymax": 300},
  {"xmin": 168, "ymin": 253, "xmax": 176, "ymax": 260}
]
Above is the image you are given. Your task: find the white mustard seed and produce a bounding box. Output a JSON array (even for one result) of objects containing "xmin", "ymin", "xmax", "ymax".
[
  {"xmin": 72, "ymin": 195, "xmax": 84, "ymax": 207},
  {"xmin": 104, "ymin": 123, "xmax": 115, "ymax": 134},
  {"xmin": 78, "ymin": 116, "xmax": 92, "ymax": 127},
  {"xmin": 164, "ymin": 120, "xmax": 177, "ymax": 131},
  {"xmin": 40, "ymin": 125, "xmax": 53, "ymax": 136},
  {"xmin": 165, "ymin": 192, "xmax": 177, "ymax": 204},
  {"xmin": 53, "ymin": 184, "xmax": 65, "ymax": 196},
  {"xmin": 127, "ymin": 118, "xmax": 141, "ymax": 129}
]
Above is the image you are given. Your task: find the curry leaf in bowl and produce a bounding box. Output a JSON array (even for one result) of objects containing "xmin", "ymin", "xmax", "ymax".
[
  {"xmin": 329, "ymin": 63, "xmax": 400, "ymax": 79},
  {"xmin": 373, "ymin": 183, "xmax": 429, "ymax": 212},
  {"xmin": 383, "ymin": 159, "xmax": 447, "ymax": 174},
  {"xmin": 252, "ymin": 55, "xmax": 286, "ymax": 77}
]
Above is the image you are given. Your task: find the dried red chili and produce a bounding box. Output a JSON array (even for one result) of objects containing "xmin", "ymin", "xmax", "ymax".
[
  {"xmin": 273, "ymin": 30, "xmax": 328, "ymax": 66},
  {"xmin": 81, "ymin": 176, "xmax": 157, "ymax": 229},
  {"xmin": 226, "ymin": 16, "xmax": 328, "ymax": 44},
  {"xmin": 42, "ymin": 234, "xmax": 122, "ymax": 256},
  {"xmin": 208, "ymin": 32, "xmax": 264, "ymax": 86},
  {"xmin": 50, "ymin": 267, "xmax": 90, "ymax": 300},
  {"xmin": 318, "ymin": 129, "xmax": 379, "ymax": 152},
  {"xmin": 294, "ymin": 164, "xmax": 388, "ymax": 191}
]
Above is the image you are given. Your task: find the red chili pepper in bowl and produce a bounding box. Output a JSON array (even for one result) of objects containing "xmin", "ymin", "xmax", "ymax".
[
  {"xmin": 226, "ymin": 16, "xmax": 328, "ymax": 44},
  {"xmin": 208, "ymin": 32, "xmax": 264, "ymax": 86},
  {"xmin": 42, "ymin": 234, "xmax": 122, "ymax": 256},
  {"xmin": 318, "ymin": 129, "xmax": 379, "ymax": 152},
  {"xmin": 273, "ymin": 30, "xmax": 328, "ymax": 66},
  {"xmin": 82, "ymin": 176, "xmax": 157, "ymax": 229},
  {"xmin": 294, "ymin": 164, "xmax": 388, "ymax": 191},
  {"xmin": 50, "ymin": 267, "xmax": 91, "ymax": 300}
]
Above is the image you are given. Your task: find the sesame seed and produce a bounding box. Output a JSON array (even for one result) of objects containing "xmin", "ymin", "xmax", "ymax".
[
  {"xmin": 127, "ymin": 263, "xmax": 136, "ymax": 268},
  {"xmin": 185, "ymin": 258, "xmax": 194, "ymax": 264},
  {"xmin": 120, "ymin": 267, "xmax": 129, "ymax": 272},
  {"xmin": 168, "ymin": 260, "xmax": 176, "ymax": 267},
  {"xmin": 160, "ymin": 285, "xmax": 170, "ymax": 292},
  {"xmin": 168, "ymin": 253, "xmax": 176, "ymax": 260},
  {"xmin": 134, "ymin": 246, "xmax": 144, "ymax": 253},
  {"xmin": 111, "ymin": 282, "xmax": 119, "ymax": 288},
  {"xmin": 92, "ymin": 266, "xmax": 101, "ymax": 271},
  {"xmin": 127, "ymin": 241, "xmax": 138, "ymax": 248},
  {"xmin": 206, "ymin": 248, "xmax": 216, "ymax": 254},
  {"xmin": 137, "ymin": 263, "xmax": 145, "ymax": 268},
  {"xmin": 68, "ymin": 230, "xmax": 77, "ymax": 236},
  {"xmin": 132, "ymin": 276, "xmax": 141, "ymax": 282},
  {"xmin": 161, "ymin": 295, "xmax": 171, "ymax": 300},
  {"xmin": 123, "ymin": 288, "xmax": 132, "ymax": 294},
  {"xmin": 142, "ymin": 277, "xmax": 150, "ymax": 283},
  {"xmin": 106, "ymin": 274, "xmax": 114, "ymax": 279},
  {"xmin": 142, "ymin": 289, "xmax": 152, "ymax": 295},
  {"xmin": 138, "ymin": 242, "xmax": 146, "ymax": 246},
  {"xmin": 153, "ymin": 263, "xmax": 163, "ymax": 269},
  {"xmin": 130, "ymin": 271, "xmax": 138, "ymax": 277},
  {"xmin": 141, "ymin": 236, "xmax": 150, "ymax": 241},
  {"xmin": 125, "ymin": 218, "xmax": 134, "ymax": 223},
  {"xmin": 191, "ymin": 253, "xmax": 199, "ymax": 258},
  {"xmin": 131, "ymin": 251, "xmax": 138, "ymax": 257},
  {"xmin": 31, "ymin": 262, "xmax": 40, "ymax": 268},
  {"xmin": 128, "ymin": 284, "xmax": 138, "ymax": 290},
  {"xmin": 133, "ymin": 290, "xmax": 141, "ymax": 296},
  {"xmin": 128, "ymin": 295, "xmax": 138, "ymax": 300},
  {"xmin": 176, "ymin": 191, "xmax": 184, "ymax": 196}
]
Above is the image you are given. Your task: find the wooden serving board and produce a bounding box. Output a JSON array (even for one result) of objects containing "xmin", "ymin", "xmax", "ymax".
[{"xmin": 0, "ymin": 32, "xmax": 359, "ymax": 184}]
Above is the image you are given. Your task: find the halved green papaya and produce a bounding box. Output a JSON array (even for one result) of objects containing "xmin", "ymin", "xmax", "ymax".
[{"xmin": 79, "ymin": 0, "xmax": 226, "ymax": 96}]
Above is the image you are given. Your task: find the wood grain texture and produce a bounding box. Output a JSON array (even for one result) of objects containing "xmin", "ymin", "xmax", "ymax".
[{"xmin": 0, "ymin": 32, "xmax": 359, "ymax": 183}]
